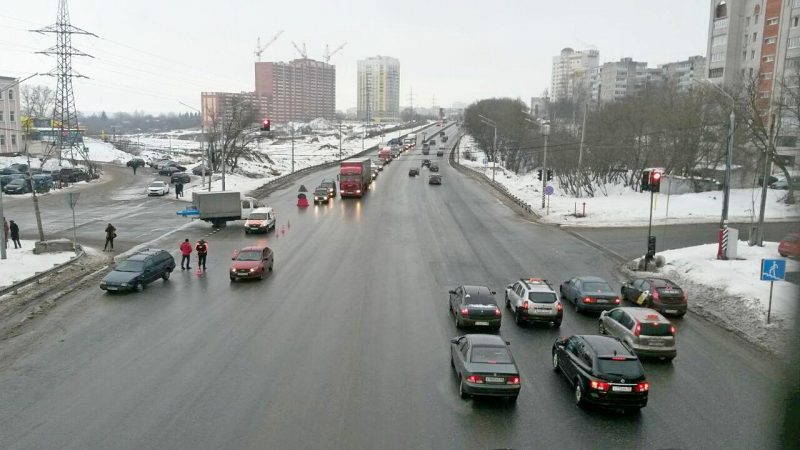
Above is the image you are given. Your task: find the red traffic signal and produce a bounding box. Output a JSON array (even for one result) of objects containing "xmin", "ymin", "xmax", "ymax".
[
  {"xmin": 260, "ymin": 118, "xmax": 271, "ymax": 131},
  {"xmin": 650, "ymin": 170, "xmax": 662, "ymax": 193}
]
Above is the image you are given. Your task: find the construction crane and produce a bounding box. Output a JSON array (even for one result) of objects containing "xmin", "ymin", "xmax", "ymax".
[
  {"xmin": 255, "ymin": 30, "xmax": 284, "ymax": 62},
  {"xmin": 323, "ymin": 42, "xmax": 347, "ymax": 63},
  {"xmin": 291, "ymin": 41, "xmax": 307, "ymax": 59}
]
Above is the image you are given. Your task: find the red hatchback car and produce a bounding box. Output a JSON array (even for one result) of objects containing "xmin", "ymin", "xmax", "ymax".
[
  {"xmin": 779, "ymin": 233, "xmax": 800, "ymax": 259},
  {"xmin": 230, "ymin": 246, "xmax": 274, "ymax": 281}
]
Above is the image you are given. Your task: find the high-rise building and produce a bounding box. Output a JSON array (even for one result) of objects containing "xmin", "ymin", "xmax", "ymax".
[
  {"xmin": 550, "ymin": 48, "xmax": 599, "ymax": 103},
  {"xmin": 200, "ymin": 91, "xmax": 268, "ymax": 129},
  {"xmin": 658, "ymin": 56, "xmax": 707, "ymax": 90},
  {"xmin": 357, "ymin": 56, "xmax": 400, "ymax": 122},
  {"xmin": 254, "ymin": 58, "xmax": 336, "ymax": 123},
  {"xmin": 590, "ymin": 58, "xmax": 654, "ymax": 103},
  {"xmin": 0, "ymin": 76, "xmax": 21, "ymax": 155},
  {"xmin": 706, "ymin": 0, "xmax": 767, "ymax": 88}
]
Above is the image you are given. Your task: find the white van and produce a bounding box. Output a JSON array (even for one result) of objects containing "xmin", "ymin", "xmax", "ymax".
[{"xmin": 244, "ymin": 207, "xmax": 277, "ymax": 234}]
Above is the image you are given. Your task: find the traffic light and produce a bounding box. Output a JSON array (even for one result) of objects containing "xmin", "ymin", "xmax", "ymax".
[
  {"xmin": 641, "ymin": 171, "xmax": 650, "ymax": 191},
  {"xmin": 647, "ymin": 236, "xmax": 657, "ymax": 257},
  {"xmin": 537, "ymin": 169, "xmax": 543, "ymax": 181},
  {"xmin": 260, "ymin": 118, "xmax": 271, "ymax": 131},
  {"xmin": 650, "ymin": 170, "xmax": 662, "ymax": 193},
  {"xmin": 546, "ymin": 169, "xmax": 553, "ymax": 181}
]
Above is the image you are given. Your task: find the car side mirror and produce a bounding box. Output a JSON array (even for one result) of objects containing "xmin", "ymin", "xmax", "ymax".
[{"xmin": 491, "ymin": 291, "xmax": 496, "ymax": 295}]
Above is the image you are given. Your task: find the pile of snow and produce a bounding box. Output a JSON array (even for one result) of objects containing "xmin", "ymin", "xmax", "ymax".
[
  {"xmin": 640, "ymin": 242, "xmax": 798, "ymax": 355},
  {"xmin": 0, "ymin": 240, "xmax": 76, "ymax": 289},
  {"xmin": 309, "ymin": 118, "xmax": 332, "ymax": 131},
  {"xmin": 458, "ymin": 135, "xmax": 800, "ymax": 226},
  {"xmin": 83, "ymin": 138, "xmax": 134, "ymax": 164}
]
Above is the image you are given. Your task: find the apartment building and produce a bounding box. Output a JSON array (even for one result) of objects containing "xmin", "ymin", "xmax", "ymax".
[
  {"xmin": 357, "ymin": 56, "xmax": 400, "ymax": 122},
  {"xmin": 254, "ymin": 58, "xmax": 336, "ymax": 123},
  {"xmin": 550, "ymin": 48, "xmax": 600, "ymax": 103},
  {"xmin": 200, "ymin": 91, "xmax": 268, "ymax": 129},
  {"xmin": 0, "ymin": 76, "xmax": 21, "ymax": 155}
]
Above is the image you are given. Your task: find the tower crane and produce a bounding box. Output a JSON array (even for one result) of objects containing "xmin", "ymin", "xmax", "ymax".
[
  {"xmin": 323, "ymin": 42, "xmax": 347, "ymax": 63},
  {"xmin": 291, "ymin": 41, "xmax": 307, "ymax": 59},
  {"xmin": 255, "ymin": 30, "xmax": 283, "ymax": 62}
]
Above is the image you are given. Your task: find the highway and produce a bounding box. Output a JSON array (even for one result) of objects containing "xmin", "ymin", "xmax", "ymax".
[{"xmin": 0, "ymin": 123, "xmax": 787, "ymax": 449}]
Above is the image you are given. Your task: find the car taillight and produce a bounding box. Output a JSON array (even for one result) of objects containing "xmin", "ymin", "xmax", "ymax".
[
  {"xmin": 507, "ymin": 376, "xmax": 520, "ymax": 385},
  {"xmin": 521, "ymin": 300, "xmax": 529, "ymax": 310},
  {"xmin": 556, "ymin": 302, "xmax": 563, "ymax": 311},
  {"xmin": 494, "ymin": 308, "xmax": 501, "ymax": 317},
  {"xmin": 466, "ymin": 375, "xmax": 484, "ymax": 384},
  {"xmin": 614, "ymin": 297, "xmax": 621, "ymax": 304},
  {"xmin": 635, "ymin": 382, "xmax": 650, "ymax": 392},
  {"xmin": 670, "ymin": 325, "xmax": 676, "ymax": 335},
  {"xmin": 460, "ymin": 308, "xmax": 469, "ymax": 317},
  {"xmin": 590, "ymin": 380, "xmax": 609, "ymax": 391},
  {"xmin": 634, "ymin": 323, "xmax": 641, "ymax": 337},
  {"xmin": 583, "ymin": 297, "xmax": 594, "ymax": 303}
]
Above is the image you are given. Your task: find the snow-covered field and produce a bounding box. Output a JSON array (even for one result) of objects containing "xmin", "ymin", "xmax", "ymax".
[
  {"xmin": 458, "ymin": 135, "xmax": 800, "ymax": 226},
  {"xmin": 644, "ymin": 241, "xmax": 799, "ymax": 355},
  {"xmin": 0, "ymin": 240, "xmax": 76, "ymax": 289}
]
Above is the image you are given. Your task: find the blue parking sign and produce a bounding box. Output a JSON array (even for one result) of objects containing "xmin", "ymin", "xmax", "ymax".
[{"xmin": 761, "ymin": 259, "xmax": 786, "ymax": 281}]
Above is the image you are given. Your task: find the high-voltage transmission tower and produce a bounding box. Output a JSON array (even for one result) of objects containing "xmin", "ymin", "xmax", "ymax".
[{"xmin": 31, "ymin": 0, "xmax": 97, "ymax": 166}]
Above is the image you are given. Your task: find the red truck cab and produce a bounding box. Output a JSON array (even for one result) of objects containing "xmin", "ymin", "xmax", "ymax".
[{"xmin": 339, "ymin": 158, "xmax": 372, "ymax": 198}]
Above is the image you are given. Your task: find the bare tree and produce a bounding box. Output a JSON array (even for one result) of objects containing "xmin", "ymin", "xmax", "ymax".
[
  {"xmin": 204, "ymin": 100, "xmax": 262, "ymax": 188},
  {"xmin": 20, "ymin": 85, "xmax": 55, "ymax": 118}
]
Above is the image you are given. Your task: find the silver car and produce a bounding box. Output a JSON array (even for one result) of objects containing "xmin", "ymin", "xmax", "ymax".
[
  {"xmin": 598, "ymin": 307, "xmax": 676, "ymax": 361},
  {"xmin": 505, "ymin": 278, "xmax": 563, "ymax": 327}
]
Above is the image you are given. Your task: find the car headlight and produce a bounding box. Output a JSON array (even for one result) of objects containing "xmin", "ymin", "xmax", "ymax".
[
  {"xmin": 250, "ymin": 268, "xmax": 256, "ymax": 272},
  {"xmin": 230, "ymin": 268, "xmax": 236, "ymax": 272}
]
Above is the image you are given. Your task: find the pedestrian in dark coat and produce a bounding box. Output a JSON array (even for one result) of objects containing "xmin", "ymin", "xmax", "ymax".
[
  {"xmin": 9, "ymin": 220, "xmax": 21, "ymax": 249},
  {"xmin": 104, "ymin": 223, "xmax": 116, "ymax": 251},
  {"xmin": 175, "ymin": 182, "xmax": 181, "ymax": 199},
  {"xmin": 195, "ymin": 239, "xmax": 208, "ymax": 270}
]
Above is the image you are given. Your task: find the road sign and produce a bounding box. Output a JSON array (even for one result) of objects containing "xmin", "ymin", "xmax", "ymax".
[
  {"xmin": 761, "ymin": 258, "xmax": 786, "ymax": 281},
  {"xmin": 545, "ymin": 185, "xmax": 554, "ymax": 196},
  {"xmin": 66, "ymin": 192, "xmax": 80, "ymax": 210}
]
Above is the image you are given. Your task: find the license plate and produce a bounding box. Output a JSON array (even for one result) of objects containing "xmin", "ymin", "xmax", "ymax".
[
  {"xmin": 475, "ymin": 321, "xmax": 489, "ymax": 326},
  {"xmin": 665, "ymin": 309, "xmax": 677, "ymax": 314},
  {"xmin": 612, "ymin": 386, "xmax": 632, "ymax": 392},
  {"xmin": 485, "ymin": 376, "xmax": 504, "ymax": 383},
  {"xmin": 649, "ymin": 340, "xmax": 665, "ymax": 347}
]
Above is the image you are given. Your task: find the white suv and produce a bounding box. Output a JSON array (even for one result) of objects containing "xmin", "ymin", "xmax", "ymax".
[{"xmin": 504, "ymin": 278, "xmax": 563, "ymax": 327}]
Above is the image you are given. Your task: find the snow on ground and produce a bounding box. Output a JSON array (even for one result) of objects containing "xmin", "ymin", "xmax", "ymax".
[
  {"xmin": 458, "ymin": 135, "xmax": 800, "ymax": 226},
  {"xmin": 82, "ymin": 138, "xmax": 134, "ymax": 164},
  {"xmin": 646, "ymin": 241, "xmax": 799, "ymax": 355},
  {"xmin": 0, "ymin": 240, "xmax": 76, "ymax": 289}
]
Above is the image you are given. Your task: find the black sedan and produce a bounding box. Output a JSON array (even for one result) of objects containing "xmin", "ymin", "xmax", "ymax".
[
  {"xmin": 158, "ymin": 166, "xmax": 183, "ymax": 176},
  {"xmin": 450, "ymin": 334, "xmax": 520, "ymax": 402},
  {"xmin": 126, "ymin": 158, "xmax": 145, "ymax": 169},
  {"xmin": 192, "ymin": 165, "xmax": 212, "ymax": 176},
  {"xmin": 449, "ymin": 285, "xmax": 501, "ymax": 331},
  {"xmin": 429, "ymin": 174, "xmax": 442, "ymax": 185},
  {"xmin": 2, "ymin": 178, "xmax": 31, "ymax": 194},
  {"xmin": 409, "ymin": 168, "xmax": 419, "ymax": 177},
  {"xmin": 560, "ymin": 276, "xmax": 620, "ymax": 313},
  {"xmin": 552, "ymin": 335, "xmax": 649, "ymax": 412},
  {"xmin": 620, "ymin": 277, "xmax": 687, "ymax": 317},
  {"xmin": 429, "ymin": 164, "xmax": 440, "ymax": 172}
]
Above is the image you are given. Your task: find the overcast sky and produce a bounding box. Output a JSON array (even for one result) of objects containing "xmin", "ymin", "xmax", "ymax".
[{"xmin": 1, "ymin": 0, "xmax": 709, "ymax": 115}]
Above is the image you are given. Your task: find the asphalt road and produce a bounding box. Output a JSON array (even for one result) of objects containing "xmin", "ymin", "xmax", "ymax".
[{"xmin": 0, "ymin": 124, "xmax": 787, "ymax": 449}]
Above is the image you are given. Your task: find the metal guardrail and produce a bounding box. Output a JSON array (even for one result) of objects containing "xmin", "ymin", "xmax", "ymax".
[
  {"xmin": 0, "ymin": 249, "xmax": 86, "ymax": 297},
  {"xmin": 448, "ymin": 135, "xmax": 535, "ymax": 215}
]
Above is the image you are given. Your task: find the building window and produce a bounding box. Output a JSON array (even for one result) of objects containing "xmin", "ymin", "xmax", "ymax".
[
  {"xmin": 752, "ymin": 50, "xmax": 756, "ymax": 59},
  {"xmin": 709, "ymin": 67, "xmax": 724, "ymax": 78},
  {"xmin": 743, "ymin": 51, "xmax": 748, "ymax": 60},
  {"xmin": 9, "ymin": 111, "xmax": 13, "ymax": 122},
  {"xmin": 712, "ymin": 35, "xmax": 728, "ymax": 47},
  {"xmin": 755, "ymin": 4, "xmax": 761, "ymax": 15},
  {"xmin": 715, "ymin": 1, "xmax": 728, "ymax": 18},
  {"xmin": 768, "ymin": 17, "xmax": 779, "ymax": 26},
  {"xmin": 766, "ymin": 37, "xmax": 777, "ymax": 44},
  {"xmin": 0, "ymin": 135, "xmax": 4, "ymax": 145},
  {"xmin": 795, "ymin": 0, "xmax": 800, "ymax": 7},
  {"xmin": 750, "ymin": 67, "xmax": 755, "ymax": 78},
  {"xmin": 747, "ymin": 16, "xmax": 751, "ymax": 26},
  {"xmin": 11, "ymin": 135, "xmax": 16, "ymax": 146},
  {"xmin": 755, "ymin": 14, "xmax": 760, "ymax": 24},
  {"xmin": 8, "ymin": 90, "xmax": 12, "ymax": 100},
  {"xmin": 753, "ymin": 32, "xmax": 758, "ymax": 42},
  {"xmin": 764, "ymin": 55, "xmax": 775, "ymax": 62},
  {"xmin": 790, "ymin": 36, "xmax": 800, "ymax": 48},
  {"xmin": 0, "ymin": 110, "xmax": 3, "ymax": 122},
  {"xmin": 711, "ymin": 52, "xmax": 725, "ymax": 62},
  {"xmin": 763, "ymin": 72, "xmax": 773, "ymax": 80},
  {"xmin": 793, "ymin": 16, "xmax": 799, "ymax": 27},
  {"xmin": 761, "ymin": 91, "xmax": 771, "ymax": 98}
]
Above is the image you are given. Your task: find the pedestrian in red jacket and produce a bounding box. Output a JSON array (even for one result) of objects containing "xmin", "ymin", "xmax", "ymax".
[{"xmin": 180, "ymin": 238, "xmax": 192, "ymax": 270}]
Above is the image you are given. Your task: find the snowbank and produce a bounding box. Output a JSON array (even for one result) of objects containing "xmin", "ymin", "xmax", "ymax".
[{"xmin": 0, "ymin": 240, "xmax": 76, "ymax": 289}]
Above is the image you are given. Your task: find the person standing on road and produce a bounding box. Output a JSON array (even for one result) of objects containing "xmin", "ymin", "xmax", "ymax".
[
  {"xmin": 177, "ymin": 182, "xmax": 184, "ymax": 198},
  {"xmin": 175, "ymin": 182, "xmax": 181, "ymax": 199},
  {"xmin": 104, "ymin": 223, "xmax": 116, "ymax": 251},
  {"xmin": 9, "ymin": 220, "xmax": 20, "ymax": 249},
  {"xmin": 195, "ymin": 239, "xmax": 208, "ymax": 270},
  {"xmin": 180, "ymin": 238, "xmax": 192, "ymax": 270}
]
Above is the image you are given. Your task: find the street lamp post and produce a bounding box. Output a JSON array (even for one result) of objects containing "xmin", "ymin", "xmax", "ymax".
[
  {"xmin": 477, "ymin": 114, "xmax": 498, "ymax": 182},
  {"xmin": 541, "ymin": 121, "xmax": 550, "ymax": 209}
]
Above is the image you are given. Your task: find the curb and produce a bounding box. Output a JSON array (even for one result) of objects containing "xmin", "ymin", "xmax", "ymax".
[{"xmin": 0, "ymin": 249, "xmax": 86, "ymax": 297}]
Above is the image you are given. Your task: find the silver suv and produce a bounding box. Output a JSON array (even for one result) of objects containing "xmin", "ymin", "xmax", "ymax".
[
  {"xmin": 504, "ymin": 278, "xmax": 563, "ymax": 327},
  {"xmin": 598, "ymin": 307, "xmax": 676, "ymax": 361}
]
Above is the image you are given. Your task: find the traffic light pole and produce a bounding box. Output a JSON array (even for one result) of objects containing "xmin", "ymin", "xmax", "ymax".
[{"xmin": 646, "ymin": 188, "xmax": 655, "ymax": 269}]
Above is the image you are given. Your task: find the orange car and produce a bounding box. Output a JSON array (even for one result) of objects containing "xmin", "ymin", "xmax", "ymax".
[{"xmin": 779, "ymin": 233, "xmax": 800, "ymax": 259}]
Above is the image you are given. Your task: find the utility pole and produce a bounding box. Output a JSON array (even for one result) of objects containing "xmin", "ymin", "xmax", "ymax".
[
  {"xmin": 25, "ymin": 125, "xmax": 45, "ymax": 242},
  {"xmin": 756, "ymin": 114, "xmax": 775, "ymax": 246},
  {"xmin": 478, "ymin": 114, "xmax": 498, "ymax": 182},
  {"xmin": 541, "ymin": 121, "xmax": 550, "ymax": 209},
  {"xmin": 338, "ymin": 120, "xmax": 343, "ymax": 160}
]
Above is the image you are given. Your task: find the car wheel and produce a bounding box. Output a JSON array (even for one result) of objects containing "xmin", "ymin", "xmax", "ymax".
[
  {"xmin": 514, "ymin": 310, "xmax": 523, "ymax": 326},
  {"xmin": 134, "ymin": 281, "xmax": 144, "ymax": 292},
  {"xmin": 162, "ymin": 270, "xmax": 171, "ymax": 281},
  {"xmin": 508, "ymin": 395, "xmax": 518, "ymax": 404},
  {"xmin": 459, "ymin": 378, "xmax": 470, "ymax": 399},
  {"xmin": 552, "ymin": 352, "xmax": 559, "ymax": 372},
  {"xmin": 676, "ymin": 312, "xmax": 685, "ymax": 318},
  {"xmin": 574, "ymin": 382, "xmax": 586, "ymax": 407},
  {"xmin": 598, "ymin": 321, "xmax": 606, "ymax": 334},
  {"xmin": 574, "ymin": 302, "xmax": 581, "ymax": 313},
  {"xmin": 230, "ymin": 277, "xmax": 236, "ymax": 282}
]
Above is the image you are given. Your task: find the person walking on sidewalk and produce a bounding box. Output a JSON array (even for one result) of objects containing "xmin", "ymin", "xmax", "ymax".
[
  {"xmin": 9, "ymin": 220, "xmax": 20, "ymax": 249},
  {"xmin": 180, "ymin": 238, "xmax": 192, "ymax": 270},
  {"xmin": 195, "ymin": 239, "xmax": 208, "ymax": 270},
  {"xmin": 104, "ymin": 223, "xmax": 116, "ymax": 251}
]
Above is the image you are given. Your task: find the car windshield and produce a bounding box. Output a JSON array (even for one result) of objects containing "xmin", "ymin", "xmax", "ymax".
[
  {"xmin": 596, "ymin": 358, "xmax": 644, "ymax": 378},
  {"xmin": 236, "ymin": 250, "xmax": 262, "ymax": 261},
  {"xmin": 249, "ymin": 213, "xmax": 269, "ymax": 220},
  {"xmin": 470, "ymin": 346, "xmax": 513, "ymax": 364},
  {"xmin": 315, "ymin": 189, "xmax": 329, "ymax": 195},
  {"xmin": 583, "ymin": 281, "xmax": 612, "ymax": 292},
  {"xmin": 529, "ymin": 291, "xmax": 557, "ymax": 303},
  {"xmin": 9, "ymin": 180, "xmax": 25, "ymax": 185},
  {"xmin": 115, "ymin": 260, "xmax": 145, "ymax": 272}
]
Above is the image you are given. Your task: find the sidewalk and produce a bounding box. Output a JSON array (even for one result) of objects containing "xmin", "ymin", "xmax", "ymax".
[{"xmin": 0, "ymin": 240, "xmax": 76, "ymax": 289}]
